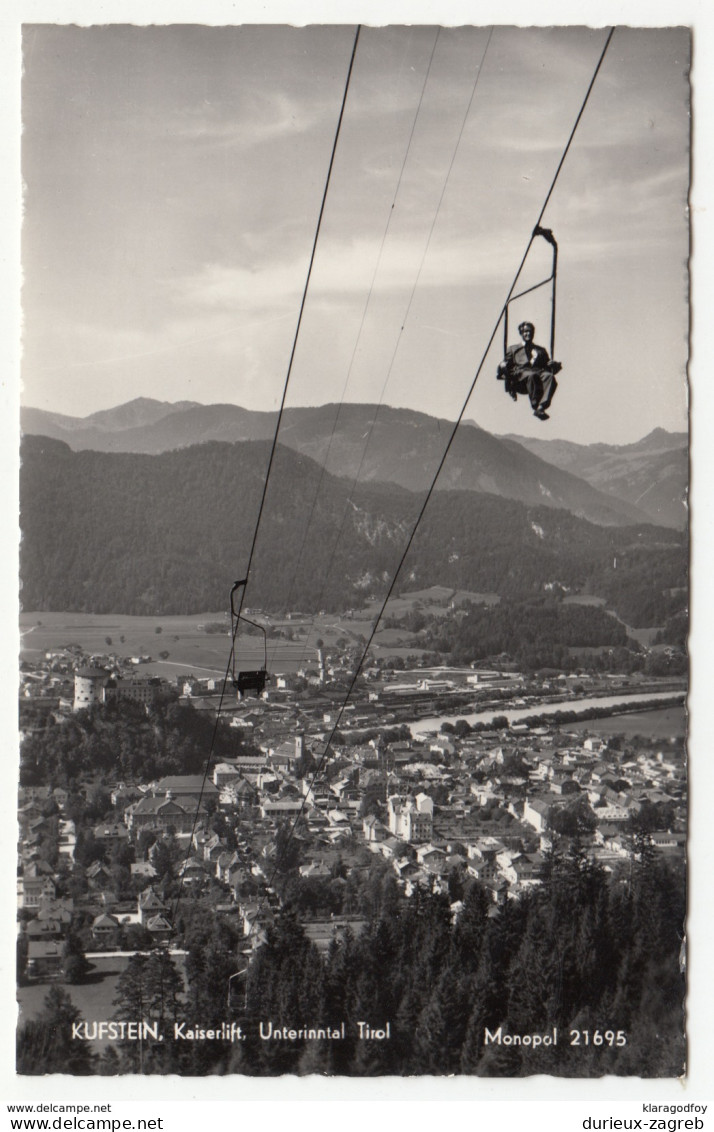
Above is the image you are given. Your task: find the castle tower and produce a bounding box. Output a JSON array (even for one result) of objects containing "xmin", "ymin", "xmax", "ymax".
[{"xmin": 73, "ymin": 667, "xmax": 109, "ymax": 712}]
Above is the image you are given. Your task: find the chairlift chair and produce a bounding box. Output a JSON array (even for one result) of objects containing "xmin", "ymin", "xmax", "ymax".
[{"xmin": 230, "ymin": 580, "xmax": 269, "ymax": 698}]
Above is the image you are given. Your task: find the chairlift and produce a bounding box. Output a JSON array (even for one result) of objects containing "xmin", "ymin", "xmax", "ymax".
[
  {"xmin": 230, "ymin": 580, "xmax": 269, "ymax": 697},
  {"xmin": 498, "ymin": 226, "xmax": 563, "ymax": 416},
  {"xmin": 503, "ymin": 225, "xmax": 559, "ymax": 360}
]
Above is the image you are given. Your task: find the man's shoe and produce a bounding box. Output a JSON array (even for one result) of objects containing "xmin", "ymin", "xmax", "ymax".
[
  {"xmin": 510, "ymin": 392, "xmax": 518, "ymax": 401},
  {"xmin": 534, "ymin": 409, "xmax": 549, "ymax": 420}
]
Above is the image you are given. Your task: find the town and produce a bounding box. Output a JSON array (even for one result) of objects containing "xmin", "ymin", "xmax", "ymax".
[{"xmin": 18, "ymin": 632, "xmax": 686, "ymax": 990}]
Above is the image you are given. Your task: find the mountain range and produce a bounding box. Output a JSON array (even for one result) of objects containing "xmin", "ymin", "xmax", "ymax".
[
  {"xmin": 20, "ymin": 434, "xmax": 686, "ymax": 626},
  {"xmin": 502, "ymin": 427, "xmax": 688, "ymax": 531},
  {"xmin": 21, "ymin": 399, "xmax": 688, "ymax": 530}
]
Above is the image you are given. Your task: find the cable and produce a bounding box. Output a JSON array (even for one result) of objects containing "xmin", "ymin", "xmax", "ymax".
[
  {"xmin": 231, "ymin": 23, "xmax": 362, "ymax": 634},
  {"xmin": 267, "ymin": 27, "xmax": 443, "ymax": 666},
  {"xmin": 290, "ymin": 26, "xmax": 494, "ymax": 671},
  {"xmin": 245, "ymin": 26, "xmax": 616, "ymax": 942},
  {"xmin": 170, "ymin": 24, "xmax": 362, "ymax": 925}
]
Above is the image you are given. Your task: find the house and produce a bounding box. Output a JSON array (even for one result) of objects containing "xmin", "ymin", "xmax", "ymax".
[
  {"xmin": 522, "ymin": 797, "xmax": 553, "ymax": 833},
  {"xmin": 415, "ymin": 843, "xmax": 446, "ymax": 868},
  {"xmin": 86, "ymin": 861, "xmax": 113, "ymax": 888},
  {"xmin": 221, "ymin": 778, "xmax": 258, "ymax": 808},
  {"xmin": 25, "ymin": 918, "xmax": 66, "ymax": 942},
  {"xmin": 36, "ymin": 900, "xmax": 73, "ymax": 927},
  {"xmin": 18, "ymin": 802, "xmax": 47, "ymax": 830},
  {"xmin": 327, "ymin": 808, "xmax": 351, "ymax": 829},
  {"xmin": 175, "ymin": 857, "xmax": 208, "ymax": 885},
  {"xmin": 144, "ymin": 914, "xmax": 173, "ymax": 941},
  {"xmin": 58, "ymin": 819, "xmax": 77, "ymax": 859},
  {"xmin": 91, "ymin": 913, "xmax": 121, "ymax": 943},
  {"xmin": 375, "ymin": 836, "xmax": 402, "ymax": 860},
  {"xmin": 18, "ymin": 875, "xmax": 56, "ymax": 910},
  {"xmin": 498, "ymin": 852, "xmax": 542, "ymax": 886},
  {"xmin": 26, "ymin": 939, "xmax": 64, "ymax": 979},
  {"xmin": 299, "ymin": 860, "xmax": 332, "ymax": 879},
  {"xmin": 130, "ymin": 861, "xmax": 157, "ymax": 880},
  {"xmin": 215, "ymin": 851, "xmax": 242, "ymax": 883},
  {"xmin": 362, "ymin": 815, "xmax": 388, "ymax": 843},
  {"xmin": 583, "ymin": 738, "xmax": 606, "ymax": 753},
  {"xmin": 301, "ymin": 917, "xmax": 368, "ymax": 954},
  {"xmin": 125, "ymin": 793, "xmax": 205, "ymax": 836},
  {"xmin": 232, "ymin": 755, "xmax": 269, "ymax": 773},
  {"xmin": 388, "ymin": 794, "xmax": 433, "ymax": 843},
  {"xmin": 550, "ymin": 776, "xmax": 580, "ymax": 796},
  {"xmin": 651, "ymin": 831, "xmax": 687, "ymax": 850},
  {"xmin": 200, "ymin": 833, "xmax": 224, "ymax": 862},
  {"xmin": 429, "ymin": 737, "xmax": 456, "ymax": 758},
  {"xmin": 137, "ymin": 886, "xmax": 168, "ymax": 925},
  {"xmin": 261, "ymin": 799, "xmax": 306, "ymax": 820},
  {"xmin": 239, "ymin": 901, "xmax": 274, "ymax": 938},
  {"xmin": 213, "ymin": 762, "xmax": 241, "ymax": 787},
  {"xmin": 94, "ymin": 822, "xmax": 130, "ymax": 849},
  {"xmin": 466, "ymin": 839, "xmax": 503, "ymax": 882}
]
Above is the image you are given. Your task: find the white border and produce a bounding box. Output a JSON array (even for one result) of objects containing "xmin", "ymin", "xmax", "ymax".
[{"xmin": 2, "ymin": 0, "xmax": 711, "ymax": 1114}]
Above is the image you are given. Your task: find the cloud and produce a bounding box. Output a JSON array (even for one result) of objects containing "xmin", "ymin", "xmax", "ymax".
[{"xmin": 165, "ymin": 89, "xmax": 325, "ymax": 152}]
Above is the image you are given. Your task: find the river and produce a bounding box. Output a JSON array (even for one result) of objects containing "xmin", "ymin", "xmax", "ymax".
[{"xmin": 408, "ymin": 690, "xmax": 686, "ymax": 736}]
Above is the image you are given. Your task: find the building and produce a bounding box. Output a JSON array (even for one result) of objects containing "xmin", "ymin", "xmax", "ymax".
[
  {"xmin": 388, "ymin": 793, "xmax": 433, "ymax": 843},
  {"xmin": 125, "ymin": 793, "xmax": 206, "ymax": 836},
  {"xmin": 105, "ymin": 677, "xmax": 164, "ymax": 705},
  {"xmin": 26, "ymin": 939, "xmax": 63, "ymax": 979},
  {"xmin": 73, "ymin": 667, "xmax": 109, "ymax": 711},
  {"xmin": 522, "ymin": 797, "xmax": 553, "ymax": 833}
]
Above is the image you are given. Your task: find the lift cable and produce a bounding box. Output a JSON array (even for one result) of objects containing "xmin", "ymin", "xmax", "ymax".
[
  {"xmin": 170, "ymin": 24, "xmax": 362, "ymax": 925},
  {"xmin": 267, "ymin": 26, "xmax": 443, "ymax": 665},
  {"xmin": 290, "ymin": 25, "xmax": 495, "ymax": 672},
  {"xmin": 241, "ymin": 26, "xmax": 616, "ymax": 950},
  {"xmin": 230, "ymin": 23, "xmax": 362, "ymax": 635}
]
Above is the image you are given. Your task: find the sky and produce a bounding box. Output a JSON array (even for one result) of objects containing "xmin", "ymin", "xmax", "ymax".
[{"xmin": 20, "ymin": 23, "xmax": 691, "ymax": 444}]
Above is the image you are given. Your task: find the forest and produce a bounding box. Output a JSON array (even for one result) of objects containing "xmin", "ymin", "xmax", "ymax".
[
  {"xmin": 19, "ymin": 698, "xmax": 253, "ymax": 788},
  {"xmin": 418, "ymin": 598, "xmax": 630, "ymax": 670},
  {"xmin": 17, "ymin": 838, "xmax": 685, "ymax": 1077},
  {"xmin": 20, "ymin": 436, "xmax": 686, "ymax": 629}
]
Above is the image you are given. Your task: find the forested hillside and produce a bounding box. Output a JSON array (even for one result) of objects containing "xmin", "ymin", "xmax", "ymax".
[
  {"xmin": 20, "ymin": 436, "xmax": 686, "ymax": 627},
  {"xmin": 21, "ymin": 399, "xmax": 667, "ymax": 526},
  {"xmin": 18, "ymin": 847, "xmax": 685, "ymax": 1077}
]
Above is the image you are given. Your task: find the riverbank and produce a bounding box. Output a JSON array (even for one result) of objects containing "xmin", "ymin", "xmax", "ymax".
[{"xmin": 408, "ymin": 689, "xmax": 686, "ymax": 736}]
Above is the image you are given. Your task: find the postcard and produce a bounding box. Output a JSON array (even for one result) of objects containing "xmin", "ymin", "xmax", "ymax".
[{"xmin": 6, "ymin": 2, "xmax": 706, "ymax": 1104}]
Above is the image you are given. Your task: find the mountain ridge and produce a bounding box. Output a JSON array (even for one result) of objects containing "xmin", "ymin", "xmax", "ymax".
[
  {"xmin": 19, "ymin": 434, "xmax": 686, "ymax": 627},
  {"xmin": 20, "ymin": 399, "xmax": 684, "ymax": 529}
]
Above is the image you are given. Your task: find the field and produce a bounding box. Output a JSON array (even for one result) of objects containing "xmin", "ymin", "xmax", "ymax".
[
  {"xmin": 17, "ymin": 954, "xmax": 189, "ymax": 1047},
  {"xmin": 17, "ymin": 955, "xmax": 131, "ymax": 1032},
  {"xmin": 20, "ymin": 603, "xmax": 433, "ymax": 678},
  {"xmin": 565, "ymin": 704, "xmax": 687, "ymax": 739}
]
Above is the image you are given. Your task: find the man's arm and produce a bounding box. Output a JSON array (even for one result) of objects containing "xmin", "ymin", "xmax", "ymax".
[{"xmin": 535, "ymin": 345, "xmax": 562, "ymax": 374}]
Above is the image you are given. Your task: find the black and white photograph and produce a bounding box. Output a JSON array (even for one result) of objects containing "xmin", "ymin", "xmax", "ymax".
[{"xmin": 11, "ymin": 13, "xmax": 696, "ymax": 1087}]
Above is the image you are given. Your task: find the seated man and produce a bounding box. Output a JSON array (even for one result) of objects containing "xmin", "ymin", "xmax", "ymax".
[{"xmin": 497, "ymin": 320, "xmax": 561, "ymax": 420}]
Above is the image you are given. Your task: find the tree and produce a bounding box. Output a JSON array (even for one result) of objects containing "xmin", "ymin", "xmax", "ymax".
[
  {"xmin": 17, "ymin": 987, "xmax": 96, "ymax": 1075},
  {"xmin": 273, "ymin": 821, "xmax": 301, "ymax": 874},
  {"xmin": 113, "ymin": 951, "xmax": 183, "ymax": 1026},
  {"xmin": 63, "ymin": 933, "xmax": 90, "ymax": 984}
]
